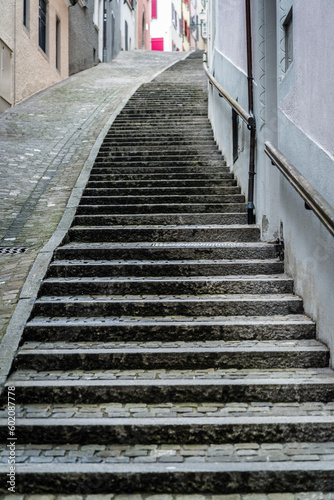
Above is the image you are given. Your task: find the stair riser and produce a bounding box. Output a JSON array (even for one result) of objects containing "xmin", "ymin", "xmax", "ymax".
[
  {"xmin": 33, "ymin": 300, "xmax": 304, "ymax": 318},
  {"xmin": 47, "ymin": 262, "xmax": 284, "ymax": 278},
  {"xmin": 16, "ymin": 350, "xmax": 327, "ymax": 371},
  {"xmin": 82, "ymin": 187, "xmax": 241, "ymax": 196},
  {"xmin": 23, "ymin": 322, "xmax": 316, "ymax": 343},
  {"xmin": 54, "ymin": 247, "xmax": 275, "ymax": 261},
  {"xmin": 2, "ymin": 421, "xmax": 334, "ymax": 445},
  {"xmin": 86, "ymin": 180, "xmax": 237, "ymax": 187},
  {"xmin": 88, "ymin": 173, "xmax": 233, "ymax": 181},
  {"xmin": 78, "ymin": 196, "xmax": 245, "ymax": 205},
  {"xmin": 68, "ymin": 227, "xmax": 259, "ymax": 243},
  {"xmin": 1, "ymin": 469, "xmax": 333, "ymax": 495},
  {"xmin": 99, "ymin": 146, "xmax": 220, "ymax": 153},
  {"xmin": 91, "ymin": 166, "xmax": 229, "ymax": 174},
  {"xmin": 40, "ymin": 279, "xmax": 292, "ymax": 296},
  {"xmin": 73, "ymin": 214, "xmax": 248, "ymax": 226},
  {"xmin": 12, "ymin": 383, "xmax": 334, "ymax": 404},
  {"xmin": 76, "ymin": 204, "xmax": 247, "ymax": 214},
  {"xmin": 93, "ymin": 161, "xmax": 227, "ymax": 168}
]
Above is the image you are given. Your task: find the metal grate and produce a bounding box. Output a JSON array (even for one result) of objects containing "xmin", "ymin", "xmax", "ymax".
[{"xmin": 0, "ymin": 247, "xmax": 28, "ymax": 255}]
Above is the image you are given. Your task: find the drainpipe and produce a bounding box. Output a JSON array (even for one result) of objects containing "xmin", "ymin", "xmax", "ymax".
[{"xmin": 245, "ymin": 0, "xmax": 256, "ymax": 225}]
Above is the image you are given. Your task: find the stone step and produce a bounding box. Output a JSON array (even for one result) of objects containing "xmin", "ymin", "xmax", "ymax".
[
  {"xmin": 91, "ymin": 165, "xmax": 230, "ymax": 174},
  {"xmin": 82, "ymin": 186, "xmax": 241, "ymax": 197},
  {"xmin": 93, "ymin": 160, "xmax": 227, "ymax": 168},
  {"xmin": 67, "ymin": 224, "xmax": 259, "ymax": 243},
  {"xmin": 6, "ymin": 367, "xmax": 334, "ymax": 404},
  {"xmin": 95, "ymin": 152, "xmax": 223, "ymax": 160},
  {"xmin": 32, "ymin": 294, "xmax": 304, "ymax": 318},
  {"xmin": 88, "ymin": 172, "xmax": 233, "ymax": 181},
  {"xmin": 15, "ymin": 339, "xmax": 328, "ymax": 371},
  {"xmin": 73, "ymin": 213, "xmax": 248, "ymax": 226},
  {"xmin": 76, "ymin": 203, "xmax": 247, "ymax": 214},
  {"xmin": 23, "ymin": 314, "xmax": 316, "ymax": 343},
  {"xmin": 86, "ymin": 179, "xmax": 237, "ymax": 188},
  {"xmin": 1, "ymin": 461, "xmax": 334, "ymax": 495},
  {"xmin": 78, "ymin": 196, "xmax": 243, "ymax": 207},
  {"xmin": 2, "ymin": 414, "xmax": 334, "ymax": 446},
  {"xmin": 47, "ymin": 259, "xmax": 283, "ymax": 278},
  {"xmin": 103, "ymin": 138, "xmax": 218, "ymax": 145},
  {"xmin": 55, "ymin": 242, "xmax": 274, "ymax": 261},
  {"xmin": 40, "ymin": 275, "xmax": 292, "ymax": 296},
  {"xmin": 99, "ymin": 145, "xmax": 220, "ymax": 153}
]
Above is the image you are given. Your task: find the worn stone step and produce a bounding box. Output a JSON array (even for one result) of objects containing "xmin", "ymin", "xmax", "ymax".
[
  {"xmin": 86, "ymin": 179, "xmax": 237, "ymax": 188},
  {"xmin": 88, "ymin": 173, "xmax": 233, "ymax": 181},
  {"xmin": 82, "ymin": 186, "xmax": 241, "ymax": 197},
  {"xmin": 24, "ymin": 314, "xmax": 315, "ymax": 343},
  {"xmin": 15, "ymin": 339, "xmax": 328, "ymax": 371},
  {"xmin": 96, "ymin": 152, "xmax": 223, "ymax": 161},
  {"xmin": 32, "ymin": 294, "xmax": 304, "ymax": 318},
  {"xmin": 76, "ymin": 203, "xmax": 247, "ymax": 215},
  {"xmin": 1, "ymin": 461, "xmax": 334, "ymax": 495},
  {"xmin": 103, "ymin": 138, "xmax": 218, "ymax": 145},
  {"xmin": 55, "ymin": 242, "xmax": 275, "ymax": 261},
  {"xmin": 93, "ymin": 160, "xmax": 227, "ymax": 168},
  {"xmin": 91, "ymin": 165, "xmax": 229, "ymax": 174},
  {"xmin": 40, "ymin": 275, "xmax": 292, "ymax": 297},
  {"xmin": 79, "ymin": 195, "xmax": 244, "ymax": 205},
  {"xmin": 99, "ymin": 145, "xmax": 220, "ymax": 153},
  {"xmin": 47, "ymin": 259, "xmax": 283, "ymax": 278},
  {"xmin": 73, "ymin": 213, "xmax": 248, "ymax": 226},
  {"xmin": 6, "ymin": 367, "xmax": 334, "ymax": 404},
  {"xmin": 2, "ymin": 414, "xmax": 334, "ymax": 446},
  {"xmin": 68, "ymin": 224, "xmax": 258, "ymax": 243}
]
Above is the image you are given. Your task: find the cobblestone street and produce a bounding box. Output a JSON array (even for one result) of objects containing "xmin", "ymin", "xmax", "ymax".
[{"xmin": 0, "ymin": 50, "xmax": 185, "ymax": 342}]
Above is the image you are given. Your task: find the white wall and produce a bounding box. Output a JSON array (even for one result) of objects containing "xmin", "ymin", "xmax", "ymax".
[
  {"xmin": 207, "ymin": 0, "xmax": 334, "ymax": 365},
  {"xmin": 121, "ymin": 2, "xmax": 136, "ymax": 51},
  {"xmin": 151, "ymin": 0, "xmax": 182, "ymax": 51}
]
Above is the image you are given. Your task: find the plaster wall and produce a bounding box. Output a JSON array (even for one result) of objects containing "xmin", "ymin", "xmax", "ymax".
[
  {"xmin": 1, "ymin": 0, "xmax": 69, "ymax": 106},
  {"xmin": 121, "ymin": 2, "xmax": 136, "ymax": 51},
  {"xmin": 69, "ymin": 0, "xmax": 98, "ymax": 75},
  {"xmin": 150, "ymin": 0, "xmax": 172, "ymax": 51},
  {"xmin": 181, "ymin": 0, "xmax": 190, "ymax": 51},
  {"xmin": 136, "ymin": 0, "xmax": 151, "ymax": 50},
  {"xmin": 207, "ymin": 0, "xmax": 334, "ymax": 365}
]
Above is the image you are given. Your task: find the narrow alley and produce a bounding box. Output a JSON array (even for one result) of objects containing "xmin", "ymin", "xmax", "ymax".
[{"xmin": 0, "ymin": 49, "xmax": 334, "ymax": 498}]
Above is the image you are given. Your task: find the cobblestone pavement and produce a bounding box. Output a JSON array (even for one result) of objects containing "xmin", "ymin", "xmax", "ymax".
[
  {"xmin": 1, "ymin": 442, "xmax": 334, "ymax": 465},
  {"xmin": 0, "ymin": 51, "xmax": 186, "ymax": 342},
  {"xmin": 1, "ymin": 492, "xmax": 334, "ymax": 499}
]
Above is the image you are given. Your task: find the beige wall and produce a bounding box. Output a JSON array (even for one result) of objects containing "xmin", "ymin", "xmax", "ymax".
[{"xmin": 0, "ymin": 0, "xmax": 69, "ymax": 108}]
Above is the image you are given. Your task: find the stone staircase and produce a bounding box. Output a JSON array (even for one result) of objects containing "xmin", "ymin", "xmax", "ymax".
[{"xmin": 1, "ymin": 52, "xmax": 334, "ymax": 496}]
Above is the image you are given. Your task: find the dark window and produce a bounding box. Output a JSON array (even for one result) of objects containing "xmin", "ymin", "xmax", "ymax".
[
  {"xmin": 56, "ymin": 17, "xmax": 60, "ymax": 70},
  {"xmin": 151, "ymin": 0, "xmax": 157, "ymax": 19},
  {"xmin": 284, "ymin": 8, "xmax": 293, "ymax": 71},
  {"xmin": 23, "ymin": 0, "xmax": 30, "ymax": 29},
  {"xmin": 39, "ymin": 0, "xmax": 47, "ymax": 53}
]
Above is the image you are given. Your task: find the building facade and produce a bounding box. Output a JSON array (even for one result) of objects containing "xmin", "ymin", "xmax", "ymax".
[
  {"xmin": 121, "ymin": 0, "xmax": 136, "ymax": 51},
  {"xmin": 207, "ymin": 0, "xmax": 334, "ymax": 360},
  {"xmin": 136, "ymin": 0, "xmax": 151, "ymax": 50},
  {"xmin": 0, "ymin": 0, "xmax": 69, "ymax": 111},
  {"xmin": 151, "ymin": 0, "xmax": 183, "ymax": 52},
  {"xmin": 181, "ymin": 0, "xmax": 191, "ymax": 51}
]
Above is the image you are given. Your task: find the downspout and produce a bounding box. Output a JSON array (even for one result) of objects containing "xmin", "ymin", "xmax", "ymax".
[{"xmin": 245, "ymin": 0, "xmax": 256, "ymax": 224}]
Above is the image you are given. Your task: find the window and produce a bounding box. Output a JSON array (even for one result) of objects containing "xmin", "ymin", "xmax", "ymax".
[
  {"xmin": 38, "ymin": 0, "xmax": 47, "ymax": 53},
  {"xmin": 151, "ymin": 0, "xmax": 157, "ymax": 19},
  {"xmin": 172, "ymin": 3, "xmax": 177, "ymax": 28},
  {"xmin": 23, "ymin": 0, "xmax": 30, "ymax": 29},
  {"xmin": 284, "ymin": 7, "xmax": 293, "ymax": 71},
  {"xmin": 55, "ymin": 17, "xmax": 60, "ymax": 70}
]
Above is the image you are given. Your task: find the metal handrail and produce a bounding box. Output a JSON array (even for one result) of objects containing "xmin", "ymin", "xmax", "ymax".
[
  {"xmin": 203, "ymin": 54, "xmax": 255, "ymax": 129},
  {"xmin": 265, "ymin": 141, "xmax": 334, "ymax": 237}
]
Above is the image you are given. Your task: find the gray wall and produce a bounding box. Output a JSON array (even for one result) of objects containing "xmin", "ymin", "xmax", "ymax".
[
  {"xmin": 69, "ymin": 0, "xmax": 98, "ymax": 75},
  {"xmin": 207, "ymin": 0, "xmax": 334, "ymax": 365},
  {"xmin": 69, "ymin": 0, "xmax": 121, "ymax": 76}
]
